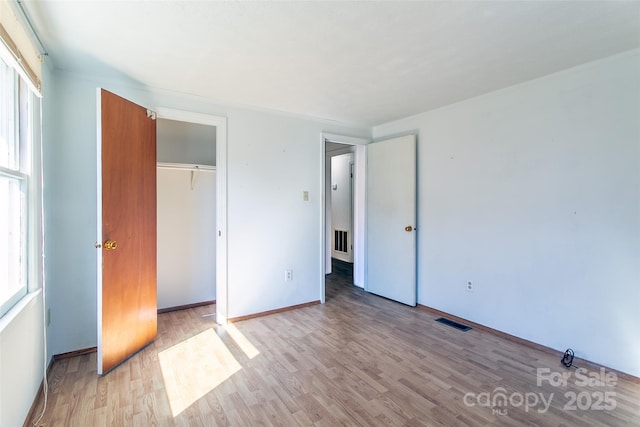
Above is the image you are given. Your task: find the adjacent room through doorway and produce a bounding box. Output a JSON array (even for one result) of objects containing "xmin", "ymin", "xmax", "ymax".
[{"xmin": 325, "ymin": 142, "xmax": 355, "ymax": 289}]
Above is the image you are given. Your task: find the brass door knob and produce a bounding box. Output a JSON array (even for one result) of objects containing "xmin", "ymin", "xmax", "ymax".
[
  {"xmin": 104, "ymin": 240, "xmax": 118, "ymax": 250},
  {"xmin": 405, "ymin": 226, "xmax": 413, "ymax": 232}
]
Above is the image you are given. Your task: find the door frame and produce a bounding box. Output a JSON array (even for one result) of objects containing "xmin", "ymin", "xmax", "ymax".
[
  {"xmin": 155, "ymin": 108, "xmax": 228, "ymax": 324},
  {"xmin": 320, "ymin": 132, "xmax": 369, "ymax": 303}
]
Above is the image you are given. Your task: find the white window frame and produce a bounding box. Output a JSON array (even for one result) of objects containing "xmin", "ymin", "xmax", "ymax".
[{"xmin": 0, "ymin": 41, "xmax": 42, "ymax": 319}]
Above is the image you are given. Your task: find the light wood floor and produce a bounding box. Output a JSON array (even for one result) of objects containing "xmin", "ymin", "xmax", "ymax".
[{"xmin": 28, "ymin": 266, "xmax": 640, "ymax": 426}]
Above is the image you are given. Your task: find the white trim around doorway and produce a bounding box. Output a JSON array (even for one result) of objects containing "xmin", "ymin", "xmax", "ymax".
[{"xmin": 156, "ymin": 108, "xmax": 228, "ymax": 324}]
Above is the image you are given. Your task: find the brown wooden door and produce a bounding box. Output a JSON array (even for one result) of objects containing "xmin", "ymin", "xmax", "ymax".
[{"xmin": 98, "ymin": 89, "xmax": 157, "ymax": 375}]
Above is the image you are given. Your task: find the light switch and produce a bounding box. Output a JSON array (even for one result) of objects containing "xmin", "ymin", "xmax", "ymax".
[{"xmin": 303, "ymin": 191, "xmax": 309, "ymax": 201}]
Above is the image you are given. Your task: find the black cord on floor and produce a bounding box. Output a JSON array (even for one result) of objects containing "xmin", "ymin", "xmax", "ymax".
[{"xmin": 561, "ymin": 348, "xmax": 580, "ymax": 369}]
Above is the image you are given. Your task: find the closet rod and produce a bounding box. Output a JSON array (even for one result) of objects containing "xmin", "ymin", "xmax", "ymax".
[{"xmin": 157, "ymin": 162, "xmax": 216, "ymax": 171}]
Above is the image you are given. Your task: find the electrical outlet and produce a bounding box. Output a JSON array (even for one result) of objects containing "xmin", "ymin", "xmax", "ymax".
[
  {"xmin": 285, "ymin": 270, "xmax": 293, "ymax": 281},
  {"xmin": 467, "ymin": 281, "xmax": 473, "ymax": 292},
  {"xmin": 47, "ymin": 308, "xmax": 51, "ymax": 326}
]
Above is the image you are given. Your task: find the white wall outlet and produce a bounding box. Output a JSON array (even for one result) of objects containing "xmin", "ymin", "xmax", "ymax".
[
  {"xmin": 303, "ymin": 191, "xmax": 309, "ymax": 201},
  {"xmin": 285, "ymin": 270, "xmax": 293, "ymax": 281},
  {"xmin": 467, "ymin": 281, "xmax": 473, "ymax": 292}
]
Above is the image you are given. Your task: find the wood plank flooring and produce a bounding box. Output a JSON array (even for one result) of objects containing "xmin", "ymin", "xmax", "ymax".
[{"xmin": 27, "ymin": 264, "xmax": 640, "ymax": 426}]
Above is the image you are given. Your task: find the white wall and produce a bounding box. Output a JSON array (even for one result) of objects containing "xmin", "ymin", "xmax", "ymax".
[
  {"xmin": 157, "ymin": 118, "xmax": 216, "ymax": 165},
  {"xmin": 373, "ymin": 50, "xmax": 640, "ymax": 377},
  {"xmin": 0, "ymin": 294, "xmax": 44, "ymax": 426},
  {"xmin": 44, "ymin": 71, "xmax": 101, "ymax": 357},
  {"xmin": 330, "ymin": 153, "xmax": 354, "ymax": 262},
  {"xmin": 225, "ymin": 109, "xmax": 359, "ymax": 317},
  {"xmin": 43, "ymin": 69, "xmax": 370, "ymax": 355},
  {"xmin": 157, "ymin": 168, "xmax": 216, "ymax": 309}
]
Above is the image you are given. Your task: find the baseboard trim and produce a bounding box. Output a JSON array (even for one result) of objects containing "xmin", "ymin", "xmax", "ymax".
[
  {"xmin": 417, "ymin": 304, "xmax": 640, "ymax": 384},
  {"xmin": 157, "ymin": 300, "xmax": 215, "ymax": 314},
  {"xmin": 418, "ymin": 304, "xmax": 556, "ymax": 352},
  {"xmin": 228, "ymin": 300, "xmax": 321, "ymax": 323},
  {"xmin": 53, "ymin": 346, "xmax": 98, "ymax": 361}
]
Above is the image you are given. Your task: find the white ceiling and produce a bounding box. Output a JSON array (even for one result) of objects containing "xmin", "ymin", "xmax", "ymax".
[{"xmin": 23, "ymin": 1, "xmax": 640, "ymax": 127}]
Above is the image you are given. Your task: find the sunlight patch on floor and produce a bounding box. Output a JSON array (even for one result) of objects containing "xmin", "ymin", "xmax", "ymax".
[
  {"xmin": 224, "ymin": 323, "xmax": 260, "ymax": 359},
  {"xmin": 158, "ymin": 328, "xmax": 241, "ymax": 417}
]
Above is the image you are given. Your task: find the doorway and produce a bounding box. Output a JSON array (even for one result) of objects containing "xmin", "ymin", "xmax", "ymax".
[
  {"xmin": 156, "ymin": 118, "xmax": 216, "ymax": 311},
  {"xmin": 329, "ymin": 150, "xmax": 354, "ymax": 265},
  {"xmin": 321, "ymin": 133, "xmax": 368, "ymax": 303},
  {"xmin": 320, "ymin": 133, "xmax": 418, "ymax": 306},
  {"xmin": 326, "ymin": 144, "xmax": 355, "ymax": 285},
  {"xmin": 155, "ymin": 108, "xmax": 228, "ymax": 323}
]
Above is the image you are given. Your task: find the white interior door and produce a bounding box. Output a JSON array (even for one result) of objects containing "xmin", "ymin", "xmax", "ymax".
[{"xmin": 366, "ymin": 135, "xmax": 416, "ymax": 306}]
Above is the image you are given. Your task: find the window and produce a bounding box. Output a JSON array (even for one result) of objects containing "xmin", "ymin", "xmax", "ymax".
[{"xmin": 0, "ymin": 50, "xmax": 39, "ymax": 318}]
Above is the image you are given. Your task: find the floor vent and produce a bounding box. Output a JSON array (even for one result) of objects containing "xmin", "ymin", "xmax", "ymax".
[{"xmin": 435, "ymin": 317, "xmax": 472, "ymax": 332}]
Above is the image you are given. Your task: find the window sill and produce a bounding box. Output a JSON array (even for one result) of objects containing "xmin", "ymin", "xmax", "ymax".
[{"xmin": 0, "ymin": 290, "xmax": 42, "ymax": 334}]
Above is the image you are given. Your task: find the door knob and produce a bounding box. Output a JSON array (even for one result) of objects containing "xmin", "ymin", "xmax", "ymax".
[
  {"xmin": 405, "ymin": 226, "xmax": 413, "ymax": 232},
  {"xmin": 104, "ymin": 240, "xmax": 118, "ymax": 250}
]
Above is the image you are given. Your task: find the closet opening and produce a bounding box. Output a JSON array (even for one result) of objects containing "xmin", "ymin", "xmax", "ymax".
[{"xmin": 156, "ymin": 118, "xmax": 217, "ymax": 313}]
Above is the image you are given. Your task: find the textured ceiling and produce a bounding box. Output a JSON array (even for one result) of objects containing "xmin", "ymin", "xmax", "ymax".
[{"xmin": 23, "ymin": 1, "xmax": 640, "ymax": 127}]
